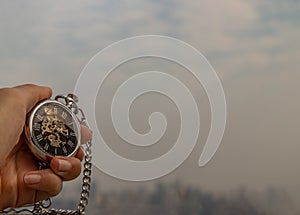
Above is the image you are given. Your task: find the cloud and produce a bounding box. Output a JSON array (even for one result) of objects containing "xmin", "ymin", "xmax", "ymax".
[{"xmin": 1, "ymin": 0, "xmax": 297, "ymax": 85}]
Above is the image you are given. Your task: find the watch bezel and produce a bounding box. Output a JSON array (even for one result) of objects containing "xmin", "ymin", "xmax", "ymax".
[{"xmin": 25, "ymin": 99, "xmax": 81, "ymax": 161}]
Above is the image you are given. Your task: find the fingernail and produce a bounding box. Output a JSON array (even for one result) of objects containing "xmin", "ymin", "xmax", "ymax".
[
  {"xmin": 24, "ymin": 173, "xmax": 41, "ymax": 185},
  {"xmin": 81, "ymin": 125, "xmax": 92, "ymax": 144},
  {"xmin": 58, "ymin": 159, "xmax": 72, "ymax": 171}
]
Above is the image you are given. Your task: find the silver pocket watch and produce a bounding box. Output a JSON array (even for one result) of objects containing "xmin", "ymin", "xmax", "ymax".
[{"xmin": 25, "ymin": 94, "xmax": 82, "ymax": 162}]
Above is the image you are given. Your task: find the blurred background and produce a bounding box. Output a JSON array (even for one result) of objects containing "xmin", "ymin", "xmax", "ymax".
[{"xmin": 1, "ymin": 1, "xmax": 299, "ymax": 214}]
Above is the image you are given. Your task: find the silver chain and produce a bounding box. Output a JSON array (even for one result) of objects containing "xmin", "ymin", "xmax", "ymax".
[
  {"xmin": 1, "ymin": 94, "xmax": 92, "ymax": 215},
  {"xmin": 33, "ymin": 137, "xmax": 92, "ymax": 215}
]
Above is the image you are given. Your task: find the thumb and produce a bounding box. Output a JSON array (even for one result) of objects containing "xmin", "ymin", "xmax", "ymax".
[{"xmin": 14, "ymin": 84, "xmax": 52, "ymax": 113}]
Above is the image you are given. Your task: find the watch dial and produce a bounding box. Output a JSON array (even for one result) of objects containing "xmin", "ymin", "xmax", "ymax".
[{"xmin": 31, "ymin": 102, "xmax": 79, "ymax": 157}]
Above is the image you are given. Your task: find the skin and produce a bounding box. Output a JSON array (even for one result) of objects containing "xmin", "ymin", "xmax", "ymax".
[{"xmin": 0, "ymin": 84, "xmax": 92, "ymax": 210}]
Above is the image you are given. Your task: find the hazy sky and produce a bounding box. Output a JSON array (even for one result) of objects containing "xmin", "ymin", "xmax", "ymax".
[{"xmin": 1, "ymin": 0, "xmax": 300, "ymax": 210}]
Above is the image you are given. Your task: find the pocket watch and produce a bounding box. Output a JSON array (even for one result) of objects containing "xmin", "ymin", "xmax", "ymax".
[
  {"xmin": 25, "ymin": 94, "xmax": 81, "ymax": 162},
  {"xmin": 1, "ymin": 94, "xmax": 93, "ymax": 215}
]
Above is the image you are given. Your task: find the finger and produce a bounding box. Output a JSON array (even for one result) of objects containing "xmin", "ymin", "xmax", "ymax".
[
  {"xmin": 80, "ymin": 125, "xmax": 92, "ymax": 144},
  {"xmin": 50, "ymin": 156, "xmax": 81, "ymax": 181},
  {"xmin": 14, "ymin": 84, "xmax": 52, "ymax": 113},
  {"xmin": 24, "ymin": 168, "xmax": 62, "ymax": 197},
  {"xmin": 76, "ymin": 147, "xmax": 85, "ymax": 161}
]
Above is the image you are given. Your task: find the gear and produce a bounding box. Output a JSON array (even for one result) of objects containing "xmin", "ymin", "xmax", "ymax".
[{"xmin": 41, "ymin": 116, "xmax": 69, "ymax": 147}]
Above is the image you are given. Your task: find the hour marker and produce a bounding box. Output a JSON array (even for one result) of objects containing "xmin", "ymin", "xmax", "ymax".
[
  {"xmin": 44, "ymin": 107, "xmax": 51, "ymax": 115},
  {"xmin": 36, "ymin": 134, "xmax": 43, "ymax": 142},
  {"xmin": 44, "ymin": 143, "xmax": 49, "ymax": 150},
  {"xmin": 67, "ymin": 140, "xmax": 74, "ymax": 148},
  {"xmin": 70, "ymin": 131, "xmax": 76, "ymax": 137},
  {"xmin": 62, "ymin": 146, "xmax": 67, "ymax": 154},
  {"xmin": 36, "ymin": 114, "xmax": 43, "ymax": 121},
  {"xmin": 45, "ymin": 106, "xmax": 58, "ymax": 115},
  {"xmin": 54, "ymin": 148, "xmax": 58, "ymax": 155},
  {"xmin": 33, "ymin": 123, "xmax": 41, "ymax": 131},
  {"xmin": 53, "ymin": 107, "xmax": 58, "ymax": 115},
  {"xmin": 61, "ymin": 111, "xmax": 67, "ymax": 119}
]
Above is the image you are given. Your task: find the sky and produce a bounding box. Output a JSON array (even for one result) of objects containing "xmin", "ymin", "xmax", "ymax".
[{"xmin": 0, "ymin": 0, "xmax": 300, "ymax": 211}]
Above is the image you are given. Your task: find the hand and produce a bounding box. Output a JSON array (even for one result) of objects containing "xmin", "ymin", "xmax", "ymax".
[{"xmin": 0, "ymin": 84, "xmax": 92, "ymax": 210}]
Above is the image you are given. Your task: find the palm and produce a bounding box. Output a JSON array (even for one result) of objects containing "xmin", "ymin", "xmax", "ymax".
[{"xmin": 1, "ymin": 134, "xmax": 39, "ymax": 208}]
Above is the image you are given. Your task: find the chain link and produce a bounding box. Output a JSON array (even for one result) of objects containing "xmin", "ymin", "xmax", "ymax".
[{"xmin": 1, "ymin": 95, "xmax": 92, "ymax": 215}]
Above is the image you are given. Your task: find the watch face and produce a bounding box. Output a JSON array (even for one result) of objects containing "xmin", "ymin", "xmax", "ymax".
[{"xmin": 28, "ymin": 100, "xmax": 80, "ymax": 158}]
